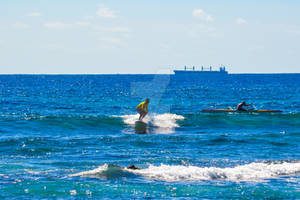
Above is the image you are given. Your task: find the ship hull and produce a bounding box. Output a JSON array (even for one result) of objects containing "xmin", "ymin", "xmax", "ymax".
[{"xmin": 174, "ymin": 70, "xmax": 228, "ymax": 76}]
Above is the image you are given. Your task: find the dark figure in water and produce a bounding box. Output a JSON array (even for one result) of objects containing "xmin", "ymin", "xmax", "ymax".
[
  {"xmin": 127, "ymin": 164, "xmax": 140, "ymax": 170},
  {"xmin": 237, "ymin": 101, "xmax": 251, "ymax": 111},
  {"xmin": 108, "ymin": 164, "xmax": 140, "ymax": 170}
]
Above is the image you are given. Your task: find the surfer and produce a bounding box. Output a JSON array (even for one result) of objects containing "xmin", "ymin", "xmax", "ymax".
[
  {"xmin": 237, "ymin": 101, "xmax": 251, "ymax": 111},
  {"xmin": 136, "ymin": 98, "xmax": 150, "ymax": 120}
]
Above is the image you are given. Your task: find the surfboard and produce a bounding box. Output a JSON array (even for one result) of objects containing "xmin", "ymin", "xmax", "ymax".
[
  {"xmin": 134, "ymin": 120, "xmax": 148, "ymax": 134},
  {"xmin": 202, "ymin": 109, "xmax": 282, "ymax": 113}
]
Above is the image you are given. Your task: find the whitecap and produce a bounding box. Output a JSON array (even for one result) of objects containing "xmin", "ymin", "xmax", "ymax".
[
  {"xmin": 70, "ymin": 161, "xmax": 300, "ymax": 182},
  {"xmin": 116, "ymin": 113, "xmax": 184, "ymax": 129},
  {"xmin": 130, "ymin": 161, "xmax": 300, "ymax": 182}
]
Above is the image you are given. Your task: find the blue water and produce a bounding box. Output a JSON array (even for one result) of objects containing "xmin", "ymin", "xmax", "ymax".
[{"xmin": 0, "ymin": 74, "xmax": 300, "ymax": 199}]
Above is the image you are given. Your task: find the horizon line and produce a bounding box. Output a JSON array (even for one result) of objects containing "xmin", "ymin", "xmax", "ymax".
[{"xmin": 0, "ymin": 72, "xmax": 300, "ymax": 75}]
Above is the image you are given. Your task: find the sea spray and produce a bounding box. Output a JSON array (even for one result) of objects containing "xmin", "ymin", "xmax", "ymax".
[
  {"xmin": 117, "ymin": 113, "xmax": 184, "ymax": 129},
  {"xmin": 70, "ymin": 161, "xmax": 300, "ymax": 182}
]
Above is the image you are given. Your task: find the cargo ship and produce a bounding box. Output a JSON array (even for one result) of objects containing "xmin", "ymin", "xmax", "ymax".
[{"xmin": 173, "ymin": 65, "xmax": 228, "ymax": 76}]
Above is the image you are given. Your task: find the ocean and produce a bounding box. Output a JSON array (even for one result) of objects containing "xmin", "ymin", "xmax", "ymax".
[{"xmin": 0, "ymin": 74, "xmax": 299, "ymax": 199}]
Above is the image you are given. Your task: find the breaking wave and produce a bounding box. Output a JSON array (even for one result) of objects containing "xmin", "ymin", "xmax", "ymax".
[
  {"xmin": 70, "ymin": 161, "xmax": 300, "ymax": 182},
  {"xmin": 180, "ymin": 112, "xmax": 300, "ymax": 128},
  {"xmin": 117, "ymin": 113, "xmax": 184, "ymax": 129},
  {"xmin": 1, "ymin": 111, "xmax": 299, "ymax": 131}
]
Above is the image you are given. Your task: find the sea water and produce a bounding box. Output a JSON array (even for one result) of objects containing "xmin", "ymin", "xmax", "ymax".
[{"xmin": 0, "ymin": 74, "xmax": 299, "ymax": 199}]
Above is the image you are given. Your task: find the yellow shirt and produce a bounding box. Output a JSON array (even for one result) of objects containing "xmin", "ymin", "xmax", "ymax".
[{"xmin": 136, "ymin": 101, "xmax": 148, "ymax": 112}]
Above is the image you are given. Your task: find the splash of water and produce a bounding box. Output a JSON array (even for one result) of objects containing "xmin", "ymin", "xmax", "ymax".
[
  {"xmin": 70, "ymin": 161, "xmax": 300, "ymax": 182},
  {"xmin": 117, "ymin": 113, "xmax": 184, "ymax": 129},
  {"xmin": 132, "ymin": 162, "xmax": 300, "ymax": 181}
]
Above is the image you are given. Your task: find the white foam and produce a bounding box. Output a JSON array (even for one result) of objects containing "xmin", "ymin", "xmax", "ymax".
[
  {"xmin": 118, "ymin": 114, "xmax": 142, "ymax": 125},
  {"xmin": 69, "ymin": 164, "xmax": 108, "ymax": 177},
  {"xmin": 152, "ymin": 113, "xmax": 184, "ymax": 128},
  {"xmin": 70, "ymin": 161, "xmax": 300, "ymax": 182},
  {"xmin": 118, "ymin": 113, "xmax": 184, "ymax": 129},
  {"xmin": 130, "ymin": 162, "xmax": 300, "ymax": 182}
]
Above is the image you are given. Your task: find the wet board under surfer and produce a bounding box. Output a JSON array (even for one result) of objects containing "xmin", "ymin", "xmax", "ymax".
[{"xmin": 134, "ymin": 121, "xmax": 147, "ymax": 133}]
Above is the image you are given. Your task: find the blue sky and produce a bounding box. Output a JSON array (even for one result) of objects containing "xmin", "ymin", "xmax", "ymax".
[{"xmin": 0, "ymin": 0, "xmax": 299, "ymax": 74}]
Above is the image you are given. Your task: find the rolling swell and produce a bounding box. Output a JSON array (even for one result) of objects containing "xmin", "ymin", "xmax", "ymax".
[
  {"xmin": 0, "ymin": 113, "xmax": 184, "ymax": 131},
  {"xmin": 0, "ymin": 74, "xmax": 299, "ymax": 199},
  {"xmin": 70, "ymin": 161, "xmax": 300, "ymax": 182},
  {"xmin": 1, "ymin": 112, "xmax": 299, "ymax": 131},
  {"xmin": 0, "ymin": 114, "xmax": 125, "ymax": 129},
  {"xmin": 180, "ymin": 112, "xmax": 300, "ymax": 129}
]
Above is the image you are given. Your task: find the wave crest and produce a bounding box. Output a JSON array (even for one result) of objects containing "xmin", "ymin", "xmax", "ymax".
[
  {"xmin": 118, "ymin": 113, "xmax": 184, "ymax": 129},
  {"xmin": 134, "ymin": 162, "xmax": 300, "ymax": 181},
  {"xmin": 70, "ymin": 161, "xmax": 300, "ymax": 182}
]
